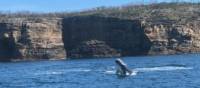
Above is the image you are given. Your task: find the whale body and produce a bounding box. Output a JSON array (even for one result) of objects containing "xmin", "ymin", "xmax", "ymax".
[{"xmin": 115, "ymin": 58, "xmax": 132, "ymax": 76}]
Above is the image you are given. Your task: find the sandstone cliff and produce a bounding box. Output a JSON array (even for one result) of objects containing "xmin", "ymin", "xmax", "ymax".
[
  {"xmin": 0, "ymin": 18, "xmax": 65, "ymax": 61},
  {"xmin": 143, "ymin": 19, "xmax": 200, "ymax": 55},
  {"xmin": 61, "ymin": 15, "xmax": 200, "ymax": 57},
  {"xmin": 1, "ymin": 3, "xmax": 200, "ymax": 61}
]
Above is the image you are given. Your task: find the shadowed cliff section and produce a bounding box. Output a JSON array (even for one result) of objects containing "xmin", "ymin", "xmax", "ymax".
[
  {"xmin": 0, "ymin": 23, "xmax": 21, "ymax": 61},
  {"xmin": 62, "ymin": 16, "xmax": 152, "ymax": 58}
]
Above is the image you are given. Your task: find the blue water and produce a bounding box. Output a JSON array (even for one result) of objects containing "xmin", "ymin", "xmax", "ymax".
[{"xmin": 0, "ymin": 54, "xmax": 200, "ymax": 88}]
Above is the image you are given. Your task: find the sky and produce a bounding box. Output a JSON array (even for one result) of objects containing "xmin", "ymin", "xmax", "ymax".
[{"xmin": 0, "ymin": 0, "xmax": 198, "ymax": 13}]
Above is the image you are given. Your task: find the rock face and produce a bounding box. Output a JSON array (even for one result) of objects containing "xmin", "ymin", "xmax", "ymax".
[
  {"xmin": 69, "ymin": 40, "xmax": 120, "ymax": 58},
  {"xmin": 62, "ymin": 16, "xmax": 200, "ymax": 57},
  {"xmin": 143, "ymin": 19, "xmax": 200, "ymax": 55},
  {"xmin": 1, "ymin": 16, "xmax": 200, "ymax": 61},
  {"xmin": 62, "ymin": 16, "xmax": 152, "ymax": 57},
  {"xmin": 0, "ymin": 18, "xmax": 65, "ymax": 61},
  {"xmin": 1, "ymin": 3, "xmax": 200, "ymax": 61}
]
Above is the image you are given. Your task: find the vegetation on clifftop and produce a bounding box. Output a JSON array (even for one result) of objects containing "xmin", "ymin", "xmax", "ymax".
[{"xmin": 0, "ymin": 2, "xmax": 199, "ymax": 20}]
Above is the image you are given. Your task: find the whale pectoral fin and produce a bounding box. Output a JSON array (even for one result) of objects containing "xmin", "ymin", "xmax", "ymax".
[
  {"xmin": 127, "ymin": 69, "xmax": 132, "ymax": 74},
  {"xmin": 116, "ymin": 68, "xmax": 126, "ymax": 76}
]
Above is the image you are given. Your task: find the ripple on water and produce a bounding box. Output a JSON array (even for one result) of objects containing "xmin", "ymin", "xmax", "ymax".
[{"xmin": 0, "ymin": 55, "xmax": 199, "ymax": 88}]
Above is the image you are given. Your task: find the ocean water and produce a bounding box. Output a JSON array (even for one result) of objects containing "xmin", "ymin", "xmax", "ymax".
[{"xmin": 0, "ymin": 54, "xmax": 200, "ymax": 88}]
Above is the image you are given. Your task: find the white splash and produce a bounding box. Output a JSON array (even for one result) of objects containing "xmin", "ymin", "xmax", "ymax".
[
  {"xmin": 35, "ymin": 66, "xmax": 193, "ymax": 76},
  {"xmin": 134, "ymin": 66, "xmax": 193, "ymax": 72},
  {"xmin": 104, "ymin": 66, "xmax": 193, "ymax": 76},
  {"xmin": 105, "ymin": 70, "xmax": 138, "ymax": 76}
]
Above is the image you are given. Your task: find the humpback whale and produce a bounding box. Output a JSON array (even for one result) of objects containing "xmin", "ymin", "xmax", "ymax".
[{"xmin": 115, "ymin": 58, "xmax": 132, "ymax": 76}]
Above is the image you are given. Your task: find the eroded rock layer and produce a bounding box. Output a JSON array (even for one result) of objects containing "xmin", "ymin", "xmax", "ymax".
[
  {"xmin": 143, "ymin": 19, "xmax": 200, "ymax": 55},
  {"xmin": 0, "ymin": 18, "xmax": 65, "ymax": 61}
]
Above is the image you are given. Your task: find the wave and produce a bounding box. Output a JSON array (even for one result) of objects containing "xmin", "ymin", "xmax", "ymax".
[
  {"xmin": 104, "ymin": 65, "xmax": 193, "ymax": 76},
  {"xmin": 34, "ymin": 68, "xmax": 91, "ymax": 75},
  {"xmin": 134, "ymin": 66, "xmax": 193, "ymax": 72},
  {"xmin": 65, "ymin": 68, "xmax": 91, "ymax": 72},
  {"xmin": 163, "ymin": 64, "xmax": 187, "ymax": 67},
  {"xmin": 35, "ymin": 65, "xmax": 193, "ymax": 76},
  {"xmin": 34, "ymin": 71, "xmax": 64, "ymax": 75}
]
